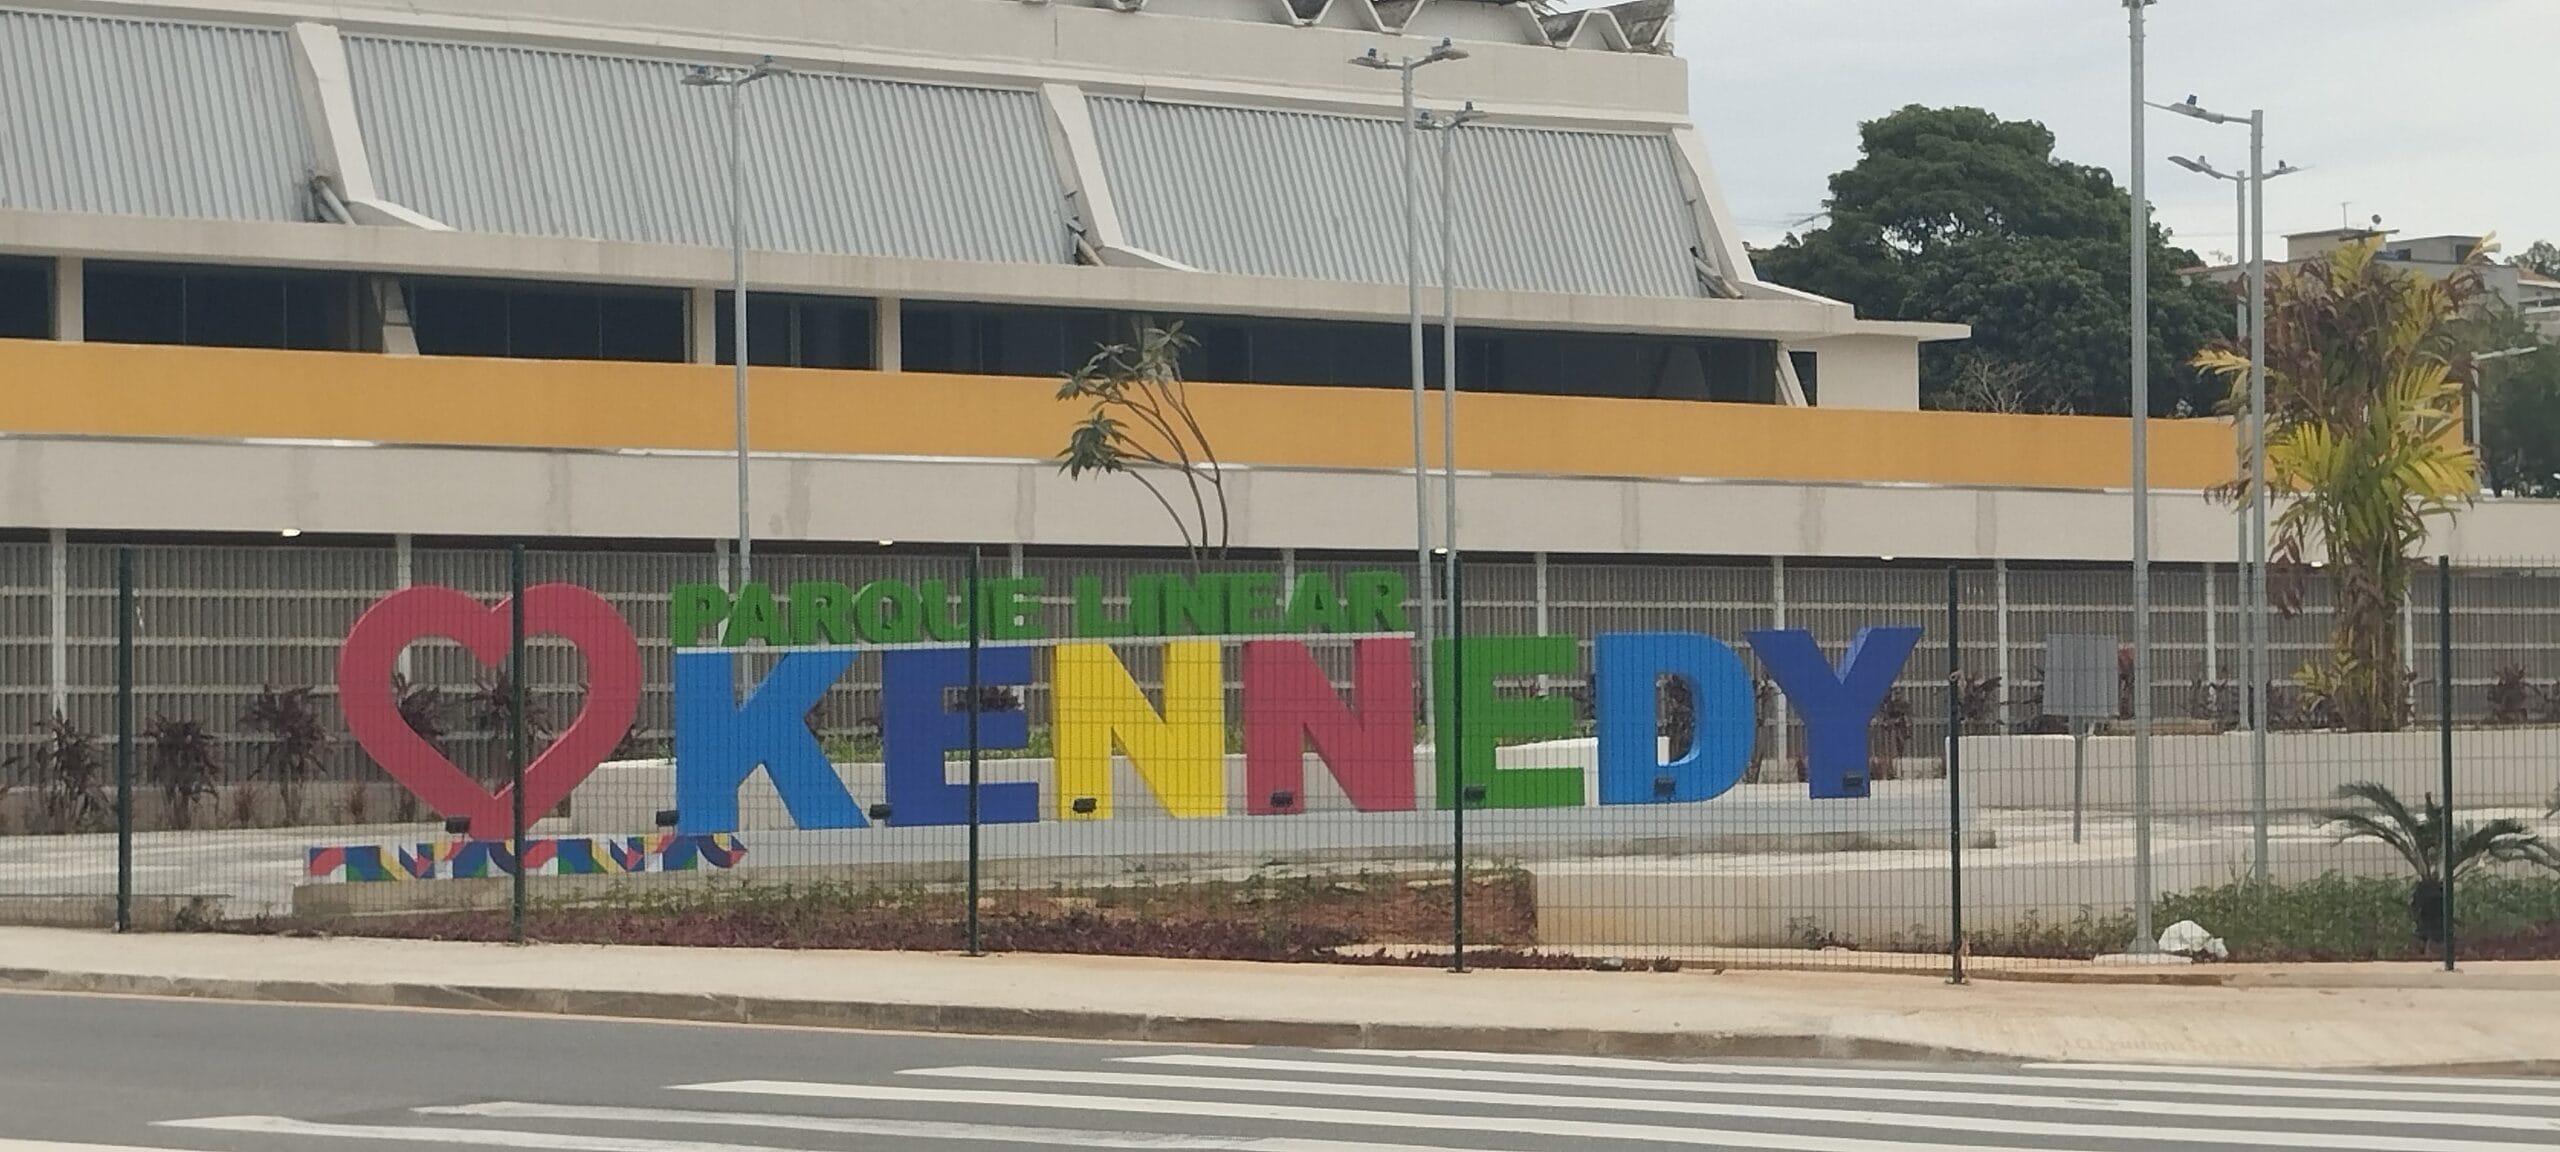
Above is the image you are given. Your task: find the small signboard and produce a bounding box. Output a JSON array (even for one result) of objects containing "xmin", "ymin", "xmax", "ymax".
[{"xmin": 2043, "ymin": 635, "xmax": 2118, "ymax": 720}]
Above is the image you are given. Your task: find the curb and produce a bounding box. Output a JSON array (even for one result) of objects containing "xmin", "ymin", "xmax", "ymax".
[{"xmin": 0, "ymin": 966, "xmax": 2001, "ymax": 1064}]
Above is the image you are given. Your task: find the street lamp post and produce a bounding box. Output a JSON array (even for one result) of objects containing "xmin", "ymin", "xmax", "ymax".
[
  {"xmin": 2125, "ymin": 0, "xmax": 2158, "ymax": 954},
  {"xmin": 1353, "ymin": 39, "xmax": 1468, "ymax": 742},
  {"xmin": 1419, "ymin": 103, "xmax": 1483, "ymax": 659},
  {"xmin": 683, "ymin": 55, "xmax": 786, "ymax": 592},
  {"xmin": 2166, "ymin": 99, "xmax": 2300, "ymax": 884}
]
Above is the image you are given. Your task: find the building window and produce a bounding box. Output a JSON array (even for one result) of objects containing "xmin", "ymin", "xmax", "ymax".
[
  {"xmin": 903, "ymin": 302, "xmax": 1114, "ymax": 377},
  {"xmin": 1789, "ymin": 350, "xmax": 1820, "ymax": 406},
  {"xmin": 407, "ymin": 279, "xmax": 684, "ymax": 362},
  {"xmin": 714, "ymin": 292, "xmax": 875, "ymax": 369},
  {"xmin": 0, "ymin": 257, "xmax": 47, "ymax": 339},
  {"xmin": 83, "ymin": 263, "xmax": 366, "ymax": 351}
]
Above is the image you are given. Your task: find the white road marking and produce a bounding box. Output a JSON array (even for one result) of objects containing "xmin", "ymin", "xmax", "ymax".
[
  {"xmin": 0, "ymin": 1141, "xmax": 230, "ymax": 1152},
  {"xmin": 883, "ymin": 1065, "xmax": 2554, "ymax": 1152},
  {"xmin": 1126, "ymin": 1053, "xmax": 2560, "ymax": 1129},
  {"xmin": 676, "ymin": 1077, "xmax": 2518, "ymax": 1152},
  {"xmin": 2024, "ymin": 1062, "xmax": 2560, "ymax": 1092},
  {"xmin": 424, "ymin": 1101, "xmax": 1507, "ymax": 1152},
  {"xmin": 1326, "ymin": 1049, "xmax": 2560, "ymax": 1106},
  {"xmin": 163, "ymin": 1116, "xmax": 807, "ymax": 1152}
]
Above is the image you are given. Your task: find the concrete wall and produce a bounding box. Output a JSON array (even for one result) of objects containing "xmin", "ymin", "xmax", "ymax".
[
  {"xmin": 1957, "ymin": 728, "xmax": 2560, "ymax": 811},
  {"xmin": 1797, "ymin": 333, "xmax": 1921, "ymax": 411}
]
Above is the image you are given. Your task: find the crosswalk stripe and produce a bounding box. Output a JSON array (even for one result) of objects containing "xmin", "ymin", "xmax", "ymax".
[
  {"xmin": 423, "ymin": 1101, "xmax": 1509, "ymax": 1152},
  {"xmin": 677, "ymin": 1078, "xmax": 2526, "ymax": 1152},
  {"xmin": 163, "ymin": 1115, "xmax": 824, "ymax": 1152},
  {"xmin": 1121, "ymin": 1054, "xmax": 2560, "ymax": 1132},
  {"xmin": 887, "ymin": 1065, "xmax": 2555, "ymax": 1152},
  {"xmin": 2025, "ymin": 1063, "xmax": 2560, "ymax": 1092},
  {"xmin": 1327, "ymin": 1049, "xmax": 2560, "ymax": 1107},
  {"xmin": 0, "ymin": 1141, "xmax": 226, "ymax": 1152}
]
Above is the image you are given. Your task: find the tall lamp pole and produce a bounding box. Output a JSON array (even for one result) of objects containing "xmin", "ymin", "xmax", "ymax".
[
  {"xmin": 1420, "ymin": 103, "xmax": 1483, "ymax": 650},
  {"xmin": 2125, "ymin": 0, "xmax": 2158, "ymax": 954},
  {"xmin": 2166, "ymin": 100, "xmax": 2300, "ymax": 884},
  {"xmin": 1353, "ymin": 39, "xmax": 1468, "ymax": 742},
  {"xmin": 684, "ymin": 55, "xmax": 787, "ymax": 592}
]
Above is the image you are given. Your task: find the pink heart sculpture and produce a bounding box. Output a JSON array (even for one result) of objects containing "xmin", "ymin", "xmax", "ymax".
[{"xmin": 337, "ymin": 584, "xmax": 641, "ymax": 833}]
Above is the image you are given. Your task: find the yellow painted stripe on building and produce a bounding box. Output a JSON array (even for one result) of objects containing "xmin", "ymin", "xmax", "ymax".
[{"xmin": 0, "ymin": 340, "xmax": 2237, "ymax": 490}]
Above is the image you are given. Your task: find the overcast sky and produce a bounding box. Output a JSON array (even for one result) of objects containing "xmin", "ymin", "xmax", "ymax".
[{"xmin": 1683, "ymin": 0, "xmax": 2558, "ymax": 265}]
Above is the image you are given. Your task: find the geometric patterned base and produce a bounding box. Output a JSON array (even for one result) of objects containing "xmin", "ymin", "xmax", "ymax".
[{"xmin": 302, "ymin": 833, "xmax": 746, "ymax": 884}]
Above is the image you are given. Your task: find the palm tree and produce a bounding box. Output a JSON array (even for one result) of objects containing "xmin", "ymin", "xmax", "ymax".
[
  {"xmin": 1056, "ymin": 322, "xmax": 1230, "ymax": 568},
  {"xmin": 2199, "ymin": 239, "xmax": 2484, "ymax": 731},
  {"xmin": 2322, "ymin": 781, "xmax": 2553, "ymax": 945}
]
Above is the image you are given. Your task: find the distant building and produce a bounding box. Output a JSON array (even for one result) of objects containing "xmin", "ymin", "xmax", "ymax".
[{"xmin": 2197, "ymin": 229, "xmax": 2559, "ymax": 338}]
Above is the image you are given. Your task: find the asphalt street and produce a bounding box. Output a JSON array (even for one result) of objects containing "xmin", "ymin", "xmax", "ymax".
[{"xmin": 2, "ymin": 990, "xmax": 2557, "ymax": 1151}]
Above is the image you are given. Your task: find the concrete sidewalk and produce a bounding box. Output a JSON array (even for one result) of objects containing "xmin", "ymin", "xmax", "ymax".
[{"xmin": 2, "ymin": 927, "xmax": 2557, "ymax": 1072}]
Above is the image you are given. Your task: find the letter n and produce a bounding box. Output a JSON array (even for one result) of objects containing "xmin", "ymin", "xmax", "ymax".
[
  {"xmin": 1053, "ymin": 642, "xmax": 1225, "ymax": 819},
  {"xmin": 1241, "ymin": 639, "xmax": 1415, "ymax": 814}
]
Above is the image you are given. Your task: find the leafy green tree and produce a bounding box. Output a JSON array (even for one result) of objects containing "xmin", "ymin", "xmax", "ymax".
[
  {"xmin": 2457, "ymin": 304, "xmax": 2559, "ymax": 497},
  {"xmin": 2519, "ymin": 240, "xmax": 2560, "ymax": 280},
  {"xmin": 2200, "ymin": 239, "xmax": 2480, "ymax": 731},
  {"xmin": 1057, "ymin": 322, "xmax": 1230, "ymax": 566},
  {"xmin": 1754, "ymin": 105, "xmax": 2232, "ymax": 416}
]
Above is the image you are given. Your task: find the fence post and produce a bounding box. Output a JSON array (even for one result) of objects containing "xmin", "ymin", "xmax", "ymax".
[
  {"xmin": 1946, "ymin": 565, "xmax": 1964, "ymax": 985},
  {"xmin": 1448, "ymin": 553, "xmax": 1467, "ymax": 975},
  {"xmin": 966, "ymin": 544, "xmax": 984, "ymax": 958},
  {"xmin": 509, "ymin": 543, "xmax": 528, "ymax": 945},
  {"xmin": 2438, "ymin": 555, "xmax": 2454, "ymax": 972},
  {"xmin": 115, "ymin": 546, "xmax": 134, "ymax": 934}
]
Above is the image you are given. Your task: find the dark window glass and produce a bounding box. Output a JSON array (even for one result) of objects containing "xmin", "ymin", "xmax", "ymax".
[
  {"xmin": 84, "ymin": 263, "xmax": 362, "ymax": 351},
  {"xmin": 903, "ymin": 303, "xmax": 1111, "ymax": 377},
  {"xmin": 407, "ymin": 279, "xmax": 683, "ymax": 362},
  {"xmin": 1790, "ymin": 350, "xmax": 1820, "ymax": 406},
  {"xmin": 716, "ymin": 292, "xmax": 883, "ymax": 369},
  {"xmin": 0, "ymin": 257, "xmax": 54, "ymax": 340}
]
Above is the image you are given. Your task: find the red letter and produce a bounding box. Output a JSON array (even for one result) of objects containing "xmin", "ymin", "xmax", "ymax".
[{"xmin": 1242, "ymin": 639, "xmax": 1415, "ymax": 814}]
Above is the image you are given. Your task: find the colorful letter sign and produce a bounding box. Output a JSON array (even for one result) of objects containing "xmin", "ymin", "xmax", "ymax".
[{"xmin": 335, "ymin": 569, "xmax": 1924, "ymax": 837}]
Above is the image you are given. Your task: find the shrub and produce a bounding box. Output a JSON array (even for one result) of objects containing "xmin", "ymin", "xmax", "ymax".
[
  {"xmin": 468, "ymin": 670, "xmax": 550, "ymax": 784},
  {"xmin": 5, "ymin": 714, "xmax": 110, "ymax": 835},
  {"xmin": 142, "ymin": 717, "xmax": 221, "ymax": 831},
  {"xmin": 2487, "ymin": 666, "xmax": 2539, "ymax": 725},
  {"xmin": 240, "ymin": 686, "xmax": 330, "ymax": 827},
  {"xmin": 2321, "ymin": 781, "xmax": 2553, "ymax": 944}
]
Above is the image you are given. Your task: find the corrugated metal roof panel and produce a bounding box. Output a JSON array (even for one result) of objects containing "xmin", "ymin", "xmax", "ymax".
[
  {"xmin": 0, "ymin": 9, "xmax": 315, "ymax": 222},
  {"xmin": 345, "ymin": 36, "xmax": 1069, "ymax": 265},
  {"xmin": 1091, "ymin": 97, "xmax": 1702, "ymax": 298}
]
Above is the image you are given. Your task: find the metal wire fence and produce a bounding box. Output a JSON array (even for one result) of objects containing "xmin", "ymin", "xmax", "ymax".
[{"xmin": 3, "ymin": 537, "xmax": 2557, "ymax": 973}]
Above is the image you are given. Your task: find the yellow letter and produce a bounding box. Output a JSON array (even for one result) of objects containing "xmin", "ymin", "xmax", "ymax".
[{"xmin": 1053, "ymin": 641, "xmax": 1227, "ymax": 819}]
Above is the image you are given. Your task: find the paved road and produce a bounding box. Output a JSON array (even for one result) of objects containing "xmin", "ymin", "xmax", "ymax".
[{"xmin": 3, "ymin": 991, "xmax": 2557, "ymax": 1151}]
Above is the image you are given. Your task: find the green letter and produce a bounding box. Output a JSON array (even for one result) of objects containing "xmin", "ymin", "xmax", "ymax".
[
  {"xmin": 1283, "ymin": 572, "xmax": 1348, "ymax": 634},
  {"xmin": 1434, "ymin": 635, "xmax": 1581, "ymax": 809},
  {"xmin": 1345, "ymin": 570, "xmax": 1409, "ymax": 633},
  {"xmin": 1225, "ymin": 572, "xmax": 1282, "ymax": 635},
  {"xmin": 788, "ymin": 582, "xmax": 854, "ymax": 646},
  {"xmin": 1158, "ymin": 573, "xmax": 1227, "ymax": 636},
  {"xmin": 721, "ymin": 583, "xmax": 786, "ymax": 647},
  {"xmin": 1127, "ymin": 574, "xmax": 1163, "ymax": 637},
  {"xmin": 853, "ymin": 579, "xmax": 922, "ymax": 644},
  {"xmin": 670, "ymin": 584, "xmax": 730, "ymax": 648},
  {"xmin": 920, "ymin": 579, "xmax": 968, "ymax": 642},
  {"xmin": 1073, "ymin": 575, "xmax": 1134, "ymax": 638},
  {"xmin": 985, "ymin": 578, "xmax": 1046, "ymax": 641}
]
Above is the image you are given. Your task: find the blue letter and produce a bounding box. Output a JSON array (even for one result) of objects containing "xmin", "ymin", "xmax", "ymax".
[
  {"xmin": 673, "ymin": 650, "xmax": 866, "ymax": 833},
  {"xmin": 1595, "ymin": 632, "xmax": 1755, "ymax": 805},
  {"xmin": 1746, "ymin": 626, "xmax": 1921, "ymax": 800},
  {"xmin": 881, "ymin": 647, "xmax": 1037, "ymax": 827}
]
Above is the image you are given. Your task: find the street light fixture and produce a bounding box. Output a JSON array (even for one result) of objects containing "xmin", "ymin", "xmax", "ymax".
[
  {"xmin": 1351, "ymin": 38, "xmax": 1469, "ymax": 741},
  {"xmin": 2163, "ymin": 92, "xmax": 2291, "ymax": 884},
  {"xmin": 683, "ymin": 54, "xmax": 788, "ymax": 592}
]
